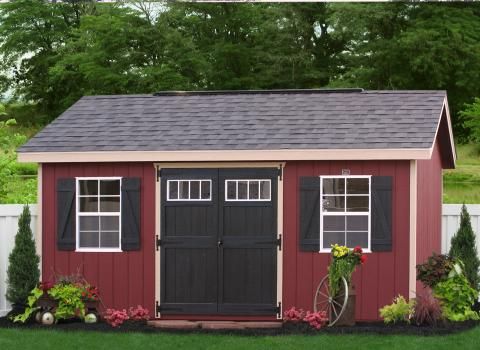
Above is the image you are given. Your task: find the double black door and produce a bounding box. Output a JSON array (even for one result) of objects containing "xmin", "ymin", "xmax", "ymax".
[{"xmin": 159, "ymin": 168, "xmax": 278, "ymax": 315}]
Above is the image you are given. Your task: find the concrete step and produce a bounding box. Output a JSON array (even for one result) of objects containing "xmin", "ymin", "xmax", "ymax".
[{"xmin": 148, "ymin": 320, "xmax": 282, "ymax": 330}]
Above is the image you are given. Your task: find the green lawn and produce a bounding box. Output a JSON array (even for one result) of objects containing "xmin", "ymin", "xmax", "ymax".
[
  {"xmin": 1, "ymin": 327, "xmax": 480, "ymax": 350},
  {"xmin": 444, "ymin": 144, "xmax": 480, "ymax": 204}
]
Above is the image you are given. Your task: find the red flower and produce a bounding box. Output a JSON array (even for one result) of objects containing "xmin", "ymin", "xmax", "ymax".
[
  {"xmin": 360, "ymin": 254, "xmax": 367, "ymax": 264},
  {"xmin": 353, "ymin": 246, "xmax": 363, "ymax": 254}
]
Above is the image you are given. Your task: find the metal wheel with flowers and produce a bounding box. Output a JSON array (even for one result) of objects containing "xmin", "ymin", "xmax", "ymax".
[{"xmin": 313, "ymin": 244, "xmax": 367, "ymax": 326}]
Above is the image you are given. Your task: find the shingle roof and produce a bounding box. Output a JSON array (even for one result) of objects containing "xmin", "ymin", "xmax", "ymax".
[{"xmin": 18, "ymin": 89, "xmax": 447, "ymax": 153}]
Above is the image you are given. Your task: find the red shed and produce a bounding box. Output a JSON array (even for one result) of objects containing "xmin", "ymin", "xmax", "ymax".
[{"xmin": 18, "ymin": 89, "xmax": 456, "ymax": 321}]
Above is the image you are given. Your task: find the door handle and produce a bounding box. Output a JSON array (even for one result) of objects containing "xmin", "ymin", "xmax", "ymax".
[{"xmin": 217, "ymin": 240, "xmax": 223, "ymax": 248}]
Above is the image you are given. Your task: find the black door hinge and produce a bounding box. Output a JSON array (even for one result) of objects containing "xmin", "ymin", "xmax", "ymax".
[
  {"xmin": 156, "ymin": 168, "xmax": 162, "ymax": 182},
  {"xmin": 156, "ymin": 301, "xmax": 161, "ymax": 317},
  {"xmin": 156, "ymin": 235, "xmax": 161, "ymax": 250},
  {"xmin": 275, "ymin": 301, "xmax": 282, "ymax": 316},
  {"xmin": 276, "ymin": 234, "xmax": 282, "ymax": 251},
  {"xmin": 277, "ymin": 166, "xmax": 283, "ymax": 181}
]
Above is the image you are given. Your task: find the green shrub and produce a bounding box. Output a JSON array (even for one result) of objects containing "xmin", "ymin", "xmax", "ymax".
[
  {"xmin": 416, "ymin": 253, "xmax": 456, "ymax": 288},
  {"xmin": 434, "ymin": 266, "xmax": 480, "ymax": 322},
  {"xmin": 6, "ymin": 205, "xmax": 40, "ymax": 306},
  {"xmin": 449, "ymin": 204, "xmax": 480, "ymax": 290},
  {"xmin": 379, "ymin": 295, "xmax": 414, "ymax": 324}
]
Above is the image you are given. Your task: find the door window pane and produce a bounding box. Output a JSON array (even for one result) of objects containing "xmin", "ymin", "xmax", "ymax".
[
  {"xmin": 201, "ymin": 181, "xmax": 211, "ymax": 200},
  {"xmin": 260, "ymin": 180, "xmax": 271, "ymax": 200},
  {"xmin": 179, "ymin": 181, "xmax": 189, "ymax": 199},
  {"xmin": 226, "ymin": 181, "xmax": 236, "ymax": 200},
  {"xmin": 237, "ymin": 181, "xmax": 248, "ymax": 200},
  {"xmin": 249, "ymin": 181, "xmax": 259, "ymax": 200},
  {"xmin": 169, "ymin": 181, "xmax": 178, "ymax": 200},
  {"xmin": 190, "ymin": 181, "xmax": 200, "ymax": 199}
]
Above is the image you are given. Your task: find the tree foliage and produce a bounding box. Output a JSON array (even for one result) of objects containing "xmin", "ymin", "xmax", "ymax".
[
  {"xmin": 1, "ymin": 1, "xmax": 480, "ymax": 140},
  {"xmin": 6, "ymin": 205, "xmax": 40, "ymax": 305},
  {"xmin": 449, "ymin": 205, "xmax": 480, "ymax": 290}
]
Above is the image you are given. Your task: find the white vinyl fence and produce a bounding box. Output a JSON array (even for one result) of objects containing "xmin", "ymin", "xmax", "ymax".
[
  {"xmin": 442, "ymin": 204, "xmax": 480, "ymax": 254},
  {"xmin": 0, "ymin": 204, "xmax": 478, "ymax": 316},
  {"xmin": 0, "ymin": 205, "xmax": 37, "ymax": 317}
]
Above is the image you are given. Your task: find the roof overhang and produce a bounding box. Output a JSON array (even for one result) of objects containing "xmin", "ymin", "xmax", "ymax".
[
  {"xmin": 18, "ymin": 148, "xmax": 433, "ymax": 163},
  {"xmin": 431, "ymin": 97, "xmax": 456, "ymax": 169}
]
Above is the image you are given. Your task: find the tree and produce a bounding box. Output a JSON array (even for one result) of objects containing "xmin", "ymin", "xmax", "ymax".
[
  {"xmin": 449, "ymin": 204, "xmax": 480, "ymax": 290},
  {"xmin": 6, "ymin": 205, "xmax": 40, "ymax": 306},
  {"xmin": 459, "ymin": 97, "xmax": 480, "ymax": 144}
]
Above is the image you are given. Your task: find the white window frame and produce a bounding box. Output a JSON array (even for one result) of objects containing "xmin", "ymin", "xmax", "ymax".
[
  {"xmin": 224, "ymin": 179, "xmax": 272, "ymax": 202},
  {"xmin": 319, "ymin": 175, "xmax": 371, "ymax": 253},
  {"xmin": 76, "ymin": 177, "xmax": 122, "ymax": 252},
  {"xmin": 166, "ymin": 179, "xmax": 212, "ymax": 201}
]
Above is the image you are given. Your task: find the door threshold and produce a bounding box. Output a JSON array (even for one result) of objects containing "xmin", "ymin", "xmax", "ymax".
[{"xmin": 147, "ymin": 320, "xmax": 283, "ymax": 330}]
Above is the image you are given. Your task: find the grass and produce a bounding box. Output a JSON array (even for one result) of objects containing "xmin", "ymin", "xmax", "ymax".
[
  {"xmin": 444, "ymin": 144, "xmax": 480, "ymax": 204},
  {"xmin": 1, "ymin": 327, "xmax": 480, "ymax": 350}
]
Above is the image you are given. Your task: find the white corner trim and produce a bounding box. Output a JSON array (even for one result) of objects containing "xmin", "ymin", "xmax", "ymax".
[
  {"xmin": 409, "ymin": 160, "xmax": 417, "ymax": 299},
  {"xmin": 17, "ymin": 148, "xmax": 432, "ymax": 164},
  {"xmin": 36, "ymin": 164, "xmax": 43, "ymax": 279},
  {"xmin": 155, "ymin": 165, "xmax": 161, "ymax": 317}
]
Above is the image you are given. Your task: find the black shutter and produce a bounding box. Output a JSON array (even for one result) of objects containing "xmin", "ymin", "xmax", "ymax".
[
  {"xmin": 299, "ymin": 177, "xmax": 320, "ymax": 251},
  {"xmin": 371, "ymin": 176, "xmax": 393, "ymax": 252},
  {"xmin": 57, "ymin": 178, "xmax": 76, "ymax": 250},
  {"xmin": 121, "ymin": 177, "xmax": 141, "ymax": 251}
]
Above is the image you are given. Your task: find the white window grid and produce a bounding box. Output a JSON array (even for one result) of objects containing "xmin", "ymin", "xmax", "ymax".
[
  {"xmin": 225, "ymin": 179, "xmax": 271, "ymax": 202},
  {"xmin": 76, "ymin": 177, "xmax": 122, "ymax": 252},
  {"xmin": 319, "ymin": 175, "xmax": 371, "ymax": 253},
  {"xmin": 166, "ymin": 179, "xmax": 212, "ymax": 201}
]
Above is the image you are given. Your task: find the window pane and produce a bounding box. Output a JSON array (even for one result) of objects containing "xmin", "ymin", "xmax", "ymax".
[
  {"xmin": 169, "ymin": 181, "xmax": 178, "ymax": 200},
  {"xmin": 201, "ymin": 181, "xmax": 211, "ymax": 200},
  {"xmin": 323, "ymin": 232, "xmax": 345, "ymax": 249},
  {"xmin": 347, "ymin": 216, "xmax": 368, "ymax": 231},
  {"xmin": 322, "ymin": 178, "xmax": 345, "ymax": 195},
  {"xmin": 79, "ymin": 180, "xmax": 98, "ymax": 196},
  {"xmin": 100, "ymin": 231, "xmax": 119, "ymax": 248},
  {"xmin": 347, "ymin": 178, "xmax": 369, "ymax": 195},
  {"xmin": 100, "ymin": 180, "xmax": 120, "ymax": 195},
  {"xmin": 346, "ymin": 232, "xmax": 368, "ymax": 248},
  {"xmin": 79, "ymin": 231, "xmax": 99, "ymax": 248},
  {"xmin": 100, "ymin": 197, "xmax": 120, "ymax": 212},
  {"xmin": 179, "ymin": 181, "xmax": 189, "ymax": 199},
  {"xmin": 323, "ymin": 216, "xmax": 345, "ymax": 231},
  {"xmin": 79, "ymin": 216, "xmax": 99, "ymax": 231},
  {"xmin": 226, "ymin": 181, "xmax": 236, "ymax": 200},
  {"xmin": 100, "ymin": 216, "xmax": 119, "ymax": 231},
  {"xmin": 322, "ymin": 196, "xmax": 345, "ymax": 212},
  {"xmin": 249, "ymin": 181, "xmax": 259, "ymax": 200},
  {"xmin": 238, "ymin": 181, "xmax": 248, "ymax": 200},
  {"xmin": 80, "ymin": 197, "xmax": 98, "ymax": 212},
  {"xmin": 260, "ymin": 180, "xmax": 270, "ymax": 200},
  {"xmin": 190, "ymin": 181, "xmax": 200, "ymax": 199},
  {"xmin": 347, "ymin": 196, "xmax": 369, "ymax": 212}
]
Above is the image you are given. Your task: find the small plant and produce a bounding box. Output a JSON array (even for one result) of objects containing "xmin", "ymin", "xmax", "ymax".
[
  {"xmin": 416, "ymin": 253, "xmax": 456, "ymax": 288},
  {"xmin": 379, "ymin": 295, "xmax": 414, "ymax": 324},
  {"xmin": 6, "ymin": 205, "xmax": 40, "ymax": 307},
  {"xmin": 129, "ymin": 305, "xmax": 150, "ymax": 321},
  {"xmin": 413, "ymin": 288, "xmax": 443, "ymax": 326},
  {"xmin": 48, "ymin": 283, "xmax": 86, "ymax": 320},
  {"xmin": 303, "ymin": 311, "xmax": 328, "ymax": 330},
  {"xmin": 283, "ymin": 307, "xmax": 305, "ymax": 323},
  {"xmin": 449, "ymin": 204, "xmax": 480, "ymax": 290},
  {"xmin": 434, "ymin": 269, "xmax": 480, "ymax": 322},
  {"xmin": 12, "ymin": 287, "xmax": 43, "ymax": 323},
  {"xmin": 104, "ymin": 309, "xmax": 129, "ymax": 328},
  {"xmin": 329, "ymin": 245, "xmax": 366, "ymax": 296}
]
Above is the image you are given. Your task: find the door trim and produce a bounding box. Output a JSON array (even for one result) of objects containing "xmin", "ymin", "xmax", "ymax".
[{"xmin": 154, "ymin": 162, "xmax": 285, "ymax": 319}]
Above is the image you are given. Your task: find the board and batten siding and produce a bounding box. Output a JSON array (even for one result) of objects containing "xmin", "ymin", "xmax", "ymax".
[
  {"xmin": 41, "ymin": 163, "xmax": 156, "ymax": 312},
  {"xmin": 282, "ymin": 160, "xmax": 410, "ymax": 321},
  {"xmin": 0, "ymin": 205, "xmax": 38, "ymax": 317}
]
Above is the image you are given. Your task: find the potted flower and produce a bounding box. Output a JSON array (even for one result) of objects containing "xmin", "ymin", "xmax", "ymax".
[{"xmin": 328, "ymin": 244, "xmax": 367, "ymax": 326}]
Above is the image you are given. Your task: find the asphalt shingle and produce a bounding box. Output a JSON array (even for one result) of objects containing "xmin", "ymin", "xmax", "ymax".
[{"xmin": 18, "ymin": 89, "xmax": 446, "ymax": 153}]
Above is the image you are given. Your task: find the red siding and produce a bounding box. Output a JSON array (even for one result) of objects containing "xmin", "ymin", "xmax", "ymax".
[
  {"xmin": 282, "ymin": 160, "xmax": 410, "ymax": 321},
  {"xmin": 42, "ymin": 163, "xmax": 156, "ymax": 311},
  {"xmin": 416, "ymin": 140, "xmax": 443, "ymax": 269}
]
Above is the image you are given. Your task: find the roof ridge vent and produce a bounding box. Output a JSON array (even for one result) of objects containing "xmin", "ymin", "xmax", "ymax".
[{"xmin": 152, "ymin": 88, "xmax": 364, "ymax": 97}]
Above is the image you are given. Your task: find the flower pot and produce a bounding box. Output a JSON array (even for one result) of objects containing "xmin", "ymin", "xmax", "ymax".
[{"xmin": 334, "ymin": 284, "xmax": 356, "ymax": 326}]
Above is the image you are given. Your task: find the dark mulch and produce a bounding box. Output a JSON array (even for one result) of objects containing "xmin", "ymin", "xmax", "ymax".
[{"xmin": 0, "ymin": 316, "xmax": 478, "ymax": 336}]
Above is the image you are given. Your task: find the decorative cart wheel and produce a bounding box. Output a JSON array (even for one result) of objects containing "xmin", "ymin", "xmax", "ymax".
[
  {"xmin": 41, "ymin": 311, "xmax": 55, "ymax": 325},
  {"xmin": 313, "ymin": 274, "xmax": 349, "ymax": 327}
]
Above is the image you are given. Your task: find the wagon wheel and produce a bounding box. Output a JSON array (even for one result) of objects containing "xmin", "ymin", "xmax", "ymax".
[{"xmin": 313, "ymin": 274, "xmax": 349, "ymax": 327}]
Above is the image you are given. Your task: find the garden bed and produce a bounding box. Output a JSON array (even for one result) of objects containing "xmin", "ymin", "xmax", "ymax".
[{"xmin": 0, "ymin": 316, "xmax": 477, "ymax": 336}]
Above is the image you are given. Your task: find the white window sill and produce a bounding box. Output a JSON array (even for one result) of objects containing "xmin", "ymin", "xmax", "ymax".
[
  {"xmin": 75, "ymin": 248, "xmax": 123, "ymax": 253},
  {"xmin": 318, "ymin": 249, "xmax": 372, "ymax": 254}
]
